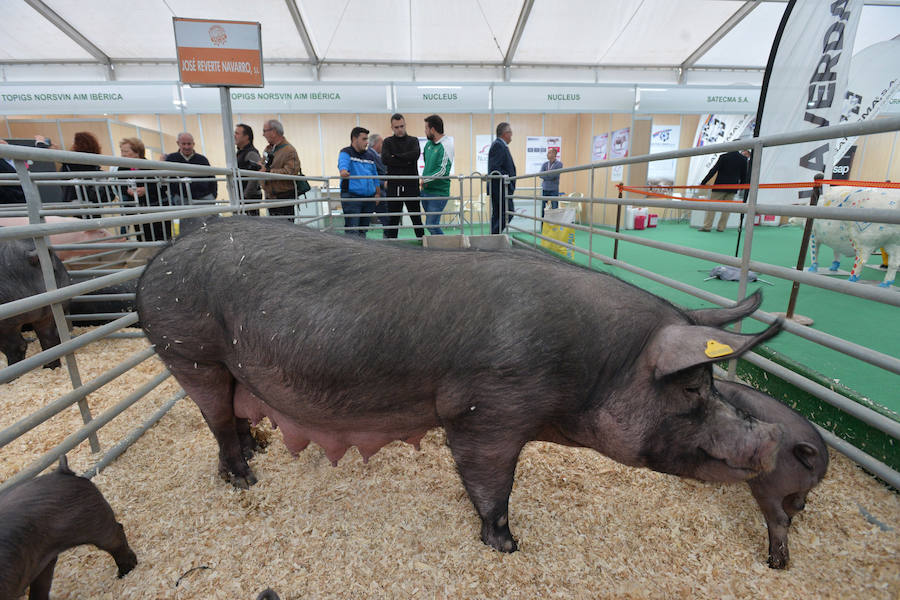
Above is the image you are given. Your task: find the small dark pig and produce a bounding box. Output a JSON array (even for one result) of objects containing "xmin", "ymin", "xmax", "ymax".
[
  {"xmin": 0, "ymin": 238, "xmax": 70, "ymax": 369},
  {"xmin": 256, "ymin": 589, "xmax": 281, "ymax": 600},
  {"xmin": 67, "ymin": 280, "xmax": 139, "ymax": 326},
  {"xmin": 0, "ymin": 456, "xmax": 137, "ymax": 600},
  {"xmin": 137, "ymin": 217, "xmax": 783, "ymax": 554},
  {"xmin": 714, "ymin": 380, "xmax": 829, "ymax": 569}
]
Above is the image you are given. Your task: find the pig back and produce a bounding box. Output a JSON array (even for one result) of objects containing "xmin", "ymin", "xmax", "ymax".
[{"xmin": 138, "ymin": 218, "xmax": 682, "ymax": 409}]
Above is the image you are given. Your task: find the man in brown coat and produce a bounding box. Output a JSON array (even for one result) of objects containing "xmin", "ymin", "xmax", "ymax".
[{"xmin": 259, "ymin": 119, "xmax": 301, "ymax": 218}]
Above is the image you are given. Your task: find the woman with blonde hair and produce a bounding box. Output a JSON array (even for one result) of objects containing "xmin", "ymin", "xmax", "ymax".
[{"xmin": 119, "ymin": 137, "xmax": 170, "ymax": 241}]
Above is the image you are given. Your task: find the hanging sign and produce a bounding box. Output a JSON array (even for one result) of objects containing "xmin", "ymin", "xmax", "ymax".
[
  {"xmin": 174, "ymin": 17, "xmax": 264, "ymax": 87},
  {"xmin": 396, "ymin": 86, "xmax": 490, "ymax": 112},
  {"xmin": 525, "ymin": 136, "xmax": 561, "ymax": 174},
  {"xmin": 609, "ymin": 127, "xmax": 630, "ymax": 181},
  {"xmin": 591, "ymin": 133, "xmax": 609, "ymax": 162},
  {"xmin": 647, "ymin": 125, "xmax": 681, "ymax": 187}
]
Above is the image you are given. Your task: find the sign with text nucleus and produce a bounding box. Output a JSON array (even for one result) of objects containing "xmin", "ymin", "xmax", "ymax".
[{"xmin": 174, "ymin": 17, "xmax": 263, "ymax": 87}]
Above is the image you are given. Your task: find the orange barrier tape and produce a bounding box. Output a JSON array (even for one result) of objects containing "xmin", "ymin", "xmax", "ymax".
[{"xmin": 617, "ymin": 186, "xmax": 742, "ymax": 203}]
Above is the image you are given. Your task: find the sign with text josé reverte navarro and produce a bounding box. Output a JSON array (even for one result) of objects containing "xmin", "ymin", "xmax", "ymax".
[{"xmin": 173, "ymin": 17, "xmax": 263, "ymax": 87}]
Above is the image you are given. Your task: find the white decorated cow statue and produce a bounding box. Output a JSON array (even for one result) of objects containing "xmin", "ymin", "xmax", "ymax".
[{"xmin": 808, "ymin": 187, "xmax": 899, "ymax": 288}]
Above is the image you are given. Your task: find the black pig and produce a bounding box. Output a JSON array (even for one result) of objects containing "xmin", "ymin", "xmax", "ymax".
[
  {"xmin": 0, "ymin": 238, "xmax": 70, "ymax": 369},
  {"xmin": 0, "ymin": 456, "xmax": 137, "ymax": 600},
  {"xmin": 137, "ymin": 217, "xmax": 783, "ymax": 553},
  {"xmin": 714, "ymin": 380, "xmax": 828, "ymax": 569}
]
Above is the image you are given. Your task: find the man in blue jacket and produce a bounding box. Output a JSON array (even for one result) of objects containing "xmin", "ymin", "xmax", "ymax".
[
  {"xmin": 488, "ymin": 122, "xmax": 516, "ymax": 234},
  {"xmin": 338, "ymin": 127, "xmax": 381, "ymax": 238}
]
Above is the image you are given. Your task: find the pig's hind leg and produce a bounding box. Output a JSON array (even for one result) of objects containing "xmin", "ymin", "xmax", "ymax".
[
  {"xmin": 165, "ymin": 357, "xmax": 257, "ymax": 488},
  {"xmin": 27, "ymin": 556, "xmax": 57, "ymax": 600}
]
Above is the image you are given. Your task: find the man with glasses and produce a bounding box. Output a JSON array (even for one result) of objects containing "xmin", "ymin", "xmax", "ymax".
[{"xmin": 259, "ymin": 119, "xmax": 301, "ymax": 218}]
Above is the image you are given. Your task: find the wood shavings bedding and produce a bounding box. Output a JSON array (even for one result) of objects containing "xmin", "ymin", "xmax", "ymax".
[{"xmin": 1, "ymin": 332, "xmax": 898, "ymax": 599}]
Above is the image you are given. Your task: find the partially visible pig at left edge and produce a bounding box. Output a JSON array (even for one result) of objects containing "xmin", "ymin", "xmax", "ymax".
[
  {"xmin": 715, "ymin": 380, "xmax": 829, "ymax": 569},
  {"xmin": 0, "ymin": 217, "xmax": 124, "ymax": 262},
  {"xmin": 0, "ymin": 457, "xmax": 138, "ymax": 600},
  {"xmin": 0, "ymin": 238, "xmax": 70, "ymax": 369}
]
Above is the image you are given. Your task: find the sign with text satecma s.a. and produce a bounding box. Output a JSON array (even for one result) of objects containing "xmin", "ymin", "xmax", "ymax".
[{"xmin": 174, "ymin": 18, "xmax": 263, "ymax": 87}]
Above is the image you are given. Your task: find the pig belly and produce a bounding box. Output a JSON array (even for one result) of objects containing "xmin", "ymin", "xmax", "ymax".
[{"xmin": 233, "ymin": 383, "xmax": 429, "ymax": 466}]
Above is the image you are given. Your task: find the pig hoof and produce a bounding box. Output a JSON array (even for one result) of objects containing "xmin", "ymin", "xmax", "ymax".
[
  {"xmin": 481, "ymin": 522, "xmax": 518, "ymax": 553},
  {"xmin": 43, "ymin": 359, "xmax": 61, "ymax": 369},
  {"xmin": 218, "ymin": 461, "xmax": 258, "ymax": 489},
  {"xmin": 767, "ymin": 553, "xmax": 787, "ymax": 569},
  {"xmin": 117, "ymin": 551, "xmax": 138, "ymax": 578}
]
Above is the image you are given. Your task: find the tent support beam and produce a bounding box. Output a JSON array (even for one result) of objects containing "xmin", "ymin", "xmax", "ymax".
[
  {"xmin": 24, "ymin": 0, "xmax": 115, "ymax": 80},
  {"xmin": 284, "ymin": 0, "xmax": 320, "ymax": 80},
  {"xmin": 503, "ymin": 0, "xmax": 535, "ymax": 81},
  {"xmin": 679, "ymin": 0, "xmax": 761, "ymax": 84}
]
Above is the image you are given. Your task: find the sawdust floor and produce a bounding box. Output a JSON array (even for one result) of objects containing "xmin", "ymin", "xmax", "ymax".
[{"xmin": 1, "ymin": 331, "xmax": 899, "ymax": 599}]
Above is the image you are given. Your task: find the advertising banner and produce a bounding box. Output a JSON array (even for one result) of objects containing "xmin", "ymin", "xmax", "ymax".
[
  {"xmin": 647, "ymin": 125, "xmax": 681, "ymax": 187},
  {"xmin": 174, "ymin": 18, "xmax": 263, "ymax": 87},
  {"xmin": 525, "ymin": 136, "xmax": 561, "ymax": 175},
  {"xmin": 492, "ymin": 85, "xmax": 634, "ymax": 112},
  {"xmin": 475, "ymin": 135, "xmax": 492, "ymax": 174},
  {"xmin": 832, "ymin": 36, "xmax": 900, "ymax": 166},
  {"xmin": 396, "ymin": 85, "xmax": 489, "ymax": 112},
  {"xmin": 756, "ymin": 0, "xmax": 863, "ymax": 205},
  {"xmin": 638, "ymin": 87, "xmax": 759, "ymax": 114},
  {"xmin": 609, "ymin": 127, "xmax": 630, "ymax": 181},
  {"xmin": 687, "ymin": 114, "xmax": 755, "ymax": 189},
  {"xmin": 591, "ymin": 133, "xmax": 609, "ymax": 162}
]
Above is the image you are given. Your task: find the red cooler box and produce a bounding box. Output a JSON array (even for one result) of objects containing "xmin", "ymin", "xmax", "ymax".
[{"xmin": 633, "ymin": 214, "xmax": 647, "ymax": 230}]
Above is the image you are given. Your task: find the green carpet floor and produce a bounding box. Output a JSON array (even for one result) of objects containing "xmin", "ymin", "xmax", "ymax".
[{"xmin": 365, "ymin": 220, "xmax": 899, "ymax": 419}]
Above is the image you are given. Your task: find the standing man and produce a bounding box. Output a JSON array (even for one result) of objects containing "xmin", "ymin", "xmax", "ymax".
[
  {"xmin": 234, "ymin": 123, "xmax": 262, "ymax": 215},
  {"xmin": 165, "ymin": 132, "xmax": 217, "ymax": 205},
  {"xmin": 381, "ymin": 113, "xmax": 424, "ymax": 239},
  {"xmin": 488, "ymin": 122, "xmax": 516, "ymax": 234},
  {"xmin": 699, "ymin": 149, "xmax": 750, "ymax": 232},
  {"xmin": 538, "ymin": 147, "xmax": 563, "ymax": 218},
  {"xmin": 367, "ymin": 133, "xmax": 388, "ymax": 228},
  {"xmin": 338, "ymin": 127, "xmax": 380, "ymax": 238},
  {"xmin": 0, "ymin": 140, "xmax": 26, "ymax": 204},
  {"xmin": 259, "ymin": 119, "xmax": 301, "ymax": 218},
  {"xmin": 421, "ymin": 114, "xmax": 454, "ymax": 236}
]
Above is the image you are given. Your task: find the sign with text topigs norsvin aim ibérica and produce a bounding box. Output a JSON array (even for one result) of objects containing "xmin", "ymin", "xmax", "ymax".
[{"xmin": 173, "ymin": 17, "xmax": 264, "ymax": 88}]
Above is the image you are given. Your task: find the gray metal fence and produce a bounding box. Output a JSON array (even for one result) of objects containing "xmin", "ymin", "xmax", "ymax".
[{"xmin": 1, "ymin": 115, "xmax": 898, "ymax": 493}]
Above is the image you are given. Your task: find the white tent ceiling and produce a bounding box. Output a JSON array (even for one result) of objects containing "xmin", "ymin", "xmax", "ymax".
[{"xmin": 2, "ymin": 0, "xmax": 899, "ymax": 85}]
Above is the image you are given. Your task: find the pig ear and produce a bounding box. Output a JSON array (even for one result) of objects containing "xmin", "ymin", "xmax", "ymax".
[
  {"xmin": 649, "ymin": 318, "xmax": 783, "ymax": 379},
  {"xmin": 685, "ymin": 290, "xmax": 763, "ymax": 327},
  {"xmin": 793, "ymin": 442, "xmax": 819, "ymax": 470}
]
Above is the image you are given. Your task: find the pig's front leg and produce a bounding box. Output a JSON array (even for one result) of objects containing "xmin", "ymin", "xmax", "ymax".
[
  {"xmin": 444, "ymin": 423, "xmax": 527, "ymax": 553},
  {"xmin": 27, "ymin": 556, "xmax": 57, "ymax": 600},
  {"xmin": 753, "ymin": 492, "xmax": 790, "ymax": 569}
]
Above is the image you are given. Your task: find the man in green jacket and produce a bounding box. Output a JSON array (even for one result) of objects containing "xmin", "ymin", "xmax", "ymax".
[{"xmin": 420, "ymin": 114, "xmax": 454, "ymax": 235}]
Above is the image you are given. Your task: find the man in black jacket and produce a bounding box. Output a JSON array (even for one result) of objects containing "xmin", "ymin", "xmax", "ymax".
[
  {"xmin": 381, "ymin": 114, "xmax": 424, "ymax": 238},
  {"xmin": 234, "ymin": 123, "xmax": 262, "ymax": 215},
  {"xmin": 488, "ymin": 122, "xmax": 517, "ymax": 234},
  {"xmin": 699, "ymin": 149, "xmax": 750, "ymax": 232},
  {"xmin": 0, "ymin": 140, "xmax": 26, "ymax": 204},
  {"xmin": 165, "ymin": 132, "xmax": 217, "ymax": 205}
]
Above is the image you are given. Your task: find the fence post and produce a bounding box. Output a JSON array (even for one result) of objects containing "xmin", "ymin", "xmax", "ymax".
[
  {"xmin": 786, "ymin": 172, "xmax": 825, "ymax": 321},
  {"xmin": 14, "ymin": 159, "xmax": 100, "ymax": 453}
]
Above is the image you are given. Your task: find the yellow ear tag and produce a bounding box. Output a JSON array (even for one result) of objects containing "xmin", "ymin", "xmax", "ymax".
[{"xmin": 705, "ymin": 339, "xmax": 734, "ymax": 358}]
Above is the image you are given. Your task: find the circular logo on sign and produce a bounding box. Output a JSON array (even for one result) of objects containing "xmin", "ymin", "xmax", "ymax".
[{"xmin": 209, "ymin": 25, "xmax": 227, "ymax": 47}]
